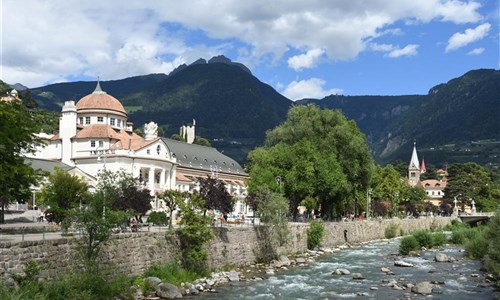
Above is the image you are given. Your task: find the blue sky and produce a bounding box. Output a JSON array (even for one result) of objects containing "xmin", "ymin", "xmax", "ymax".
[{"xmin": 1, "ymin": 0, "xmax": 498, "ymax": 100}]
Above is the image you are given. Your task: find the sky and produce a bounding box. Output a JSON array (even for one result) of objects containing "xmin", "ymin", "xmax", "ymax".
[{"xmin": 1, "ymin": 0, "xmax": 498, "ymax": 100}]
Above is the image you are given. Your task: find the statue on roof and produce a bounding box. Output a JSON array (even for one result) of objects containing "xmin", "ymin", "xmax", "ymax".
[{"xmin": 144, "ymin": 121, "xmax": 158, "ymax": 140}]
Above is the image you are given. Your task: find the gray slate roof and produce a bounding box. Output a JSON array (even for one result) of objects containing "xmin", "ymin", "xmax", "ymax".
[
  {"xmin": 162, "ymin": 138, "xmax": 247, "ymax": 176},
  {"xmin": 25, "ymin": 157, "xmax": 73, "ymax": 174}
]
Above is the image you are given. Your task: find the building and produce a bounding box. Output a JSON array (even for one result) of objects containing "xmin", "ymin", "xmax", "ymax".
[
  {"xmin": 25, "ymin": 82, "xmax": 249, "ymax": 216},
  {"xmin": 407, "ymin": 142, "xmax": 447, "ymax": 206},
  {"xmin": 0, "ymin": 89, "xmax": 21, "ymax": 103}
]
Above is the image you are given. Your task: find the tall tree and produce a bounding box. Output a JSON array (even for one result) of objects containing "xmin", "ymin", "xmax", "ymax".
[
  {"xmin": 0, "ymin": 100, "xmax": 42, "ymax": 223},
  {"xmin": 443, "ymin": 163, "xmax": 496, "ymax": 211},
  {"xmin": 247, "ymin": 105, "xmax": 374, "ymax": 219},
  {"xmin": 198, "ymin": 176, "xmax": 234, "ymax": 215},
  {"xmin": 159, "ymin": 190, "xmax": 186, "ymax": 229}
]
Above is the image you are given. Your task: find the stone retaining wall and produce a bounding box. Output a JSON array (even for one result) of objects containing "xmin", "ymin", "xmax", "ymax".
[{"xmin": 0, "ymin": 217, "xmax": 453, "ymax": 279}]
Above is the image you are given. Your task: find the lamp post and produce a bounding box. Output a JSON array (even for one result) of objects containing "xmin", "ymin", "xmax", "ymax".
[
  {"xmin": 276, "ymin": 176, "xmax": 282, "ymax": 193},
  {"xmin": 97, "ymin": 146, "xmax": 107, "ymax": 218},
  {"xmin": 470, "ymin": 198, "xmax": 476, "ymax": 214},
  {"xmin": 366, "ymin": 188, "xmax": 372, "ymax": 219},
  {"xmin": 453, "ymin": 196, "xmax": 458, "ymax": 216}
]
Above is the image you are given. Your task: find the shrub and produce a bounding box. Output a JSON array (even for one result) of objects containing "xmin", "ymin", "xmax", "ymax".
[
  {"xmin": 465, "ymin": 234, "xmax": 489, "ymax": 259},
  {"xmin": 399, "ymin": 236, "xmax": 420, "ymax": 255},
  {"xmin": 307, "ymin": 221, "xmax": 325, "ymax": 249},
  {"xmin": 384, "ymin": 223, "xmax": 399, "ymax": 239},
  {"xmin": 413, "ymin": 230, "xmax": 434, "ymax": 249},
  {"xmin": 144, "ymin": 261, "xmax": 201, "ymax": 287},
  {"xmin": 147, "ymin": 211, "xmax": 168, "ymax": 225},
  {"xmin": 450, "ymin": 230, "xmax": 466, "ymax": 245},
  {"xmin": 432, "ymin": 232, "xmax": 448, "ymax": 247}
]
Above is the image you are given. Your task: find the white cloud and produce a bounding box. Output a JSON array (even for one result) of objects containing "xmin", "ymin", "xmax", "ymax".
[
  {"xmin": 387, "ymin": 44, "xmax": 419, "ymax": 58},
  {"xmin": 467, "ymin": 48, "xmax": 485, "ymax": 55},
  {"xmin": 0, "ymin": 0, "xmax": 487, "ymax": 87},
  {"xmin": 287, "ymin": 48, "xmax": 325, "ymax": 71},
  {"xmin": 445, "ymin": 23, "xmax": 491, "ymax": 52},
  {"xmin": 369, "ymin": 43, "xmax": 395, "ymax": 52},
  {"xmin": 281, "ymin": 78, "xmax": 342, "ymax": 100}
]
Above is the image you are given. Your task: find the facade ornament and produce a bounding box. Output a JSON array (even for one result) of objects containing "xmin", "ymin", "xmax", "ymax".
[{"xmin": 144, "ymin": 121, "xmax": 158, "ymax": 140}]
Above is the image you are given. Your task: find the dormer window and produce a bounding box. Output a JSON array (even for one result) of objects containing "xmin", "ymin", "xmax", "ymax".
[
  {"xmin": 98, "ymin": 140, "xmax": 103, "ymax": 147},
  {"xmin": 79, "ymin": 117, "xmax": 84, "ymax": 124},
  {"xmin": 85, "ymin": 117, "xmax": 90, "ymax": 124},
  {"xmin": 110, "ymin": 118, "xmax": 116, "ymax": 126},
  {"xmin": 97, "ymin": 116, "xmax": 103, "ymax": 123},
  {"xmin": 90, "ymin": 140, "xmax": 96, "ymax": 147}
]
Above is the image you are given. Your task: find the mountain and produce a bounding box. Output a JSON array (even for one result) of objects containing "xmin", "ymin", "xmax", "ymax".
[{"xmin": 26, "ymin": 61, "xmax": 498, "ymax": 167}]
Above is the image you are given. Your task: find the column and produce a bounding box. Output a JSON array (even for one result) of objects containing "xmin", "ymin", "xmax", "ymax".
[
  {"xmin": 148, "ymin": 168, "xmax": 155, "ymax": 196},
  {"xmin": 160, "ymin": 170, "xmax": 166, "ymax": 190}
]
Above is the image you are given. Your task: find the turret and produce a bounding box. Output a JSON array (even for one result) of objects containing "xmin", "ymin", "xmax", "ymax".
[{"xmin": 59, "ymin": 101, "xmax": 77, "ymax": 165}]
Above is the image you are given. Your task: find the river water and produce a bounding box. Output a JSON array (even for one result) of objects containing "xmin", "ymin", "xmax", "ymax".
[{"xmin": 199, "ymin": 239, "xmax": 495, "ymax": 299}]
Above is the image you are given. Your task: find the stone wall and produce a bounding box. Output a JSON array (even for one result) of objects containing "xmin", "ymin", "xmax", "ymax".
[{"xmin": 0, "ymin": 217, "xmax": 453, "ymax": 279}]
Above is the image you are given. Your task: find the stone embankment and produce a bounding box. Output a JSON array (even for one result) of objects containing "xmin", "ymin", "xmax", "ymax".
[{"xmin": 0, "ymin": 217, "xmax": 453, "ymax": 280}]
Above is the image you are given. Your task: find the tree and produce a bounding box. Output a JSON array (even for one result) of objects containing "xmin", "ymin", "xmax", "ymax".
[
  {"xmin": 193, "ymin": 136, "xmax": 211, "ymax": 147},
  {"xmin": 159, "ymin": 190, "xmax": 186, "ymax": 229},
  {"xmin": 97, "ymin": 169, "xmax": 152, "ymax": 215},
  {"xmin": 0, "ymin": 101, "xmax": 42, "ymax": 223},
  {"xmin": 443, "ymin": 163, "xmax": 496, "ymax": 212},
  {"xmin": 41, "ymin": 168, "xmax": 89, "ymax": 223},
  {"xmin": 198, "ymin": 176, "xmax": 234, "ymax": 215},
  {"xmin": 371, "ymin": 164, "xmax": 406, "ymax": 215},
  {"xmin": 170, "ymin": 133, "xmax": 184, "ymax": 142},
  {"xmin": 247, "ymin": 105, "xmax": 373, "ymax": 219}
]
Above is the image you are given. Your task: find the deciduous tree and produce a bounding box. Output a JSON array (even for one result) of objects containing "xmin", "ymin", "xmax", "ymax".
[{"xmin": 198, "ymin": 176, "xmax": 234, "ymax": 215}]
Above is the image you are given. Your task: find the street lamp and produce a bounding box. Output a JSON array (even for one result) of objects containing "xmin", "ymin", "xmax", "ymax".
[
  {"xmin": 276, "ymin": 176, "xmax": 282, "ymax": 193},
  {"xmin": 97, "ymin": 146, "xmax": 107, "ymax": 218}
]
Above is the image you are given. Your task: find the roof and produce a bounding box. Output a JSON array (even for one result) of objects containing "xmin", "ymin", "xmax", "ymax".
[
  {"xmin": 163, "ymin": 138, "xmax": 247, "ymax": 176},
  {"xmin": 409, "ymin": 142, "xmax": 419, "ymax": 170},
  {"xmin": 76, "ymin": 82, "xmax": 127, "ymax": 114},
  {"xmin": 25, "ymin": 157, "xmax": 73, "ymax": 174},
  {"xmin": 420, "ymin": 179, "xmax": 447, "ymax": 189},
  {"xmin": 73, "ymin": 124, "xmax": 157, "ymax": 151}
]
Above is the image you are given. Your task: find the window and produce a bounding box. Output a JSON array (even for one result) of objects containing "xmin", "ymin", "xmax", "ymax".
[
  {"xmin": 79, "ymin": 117, "xmax": 83, "ymax": 124},
  {"xmin": 117, "ymin": 119, "xmax": 121, "ymax": 127},
  {"xmin": 110, "ymin": 118, "xmax": 116, "ymax": 126},
  {"xmin": 147, "ymin": 149, "xmax": 151, "ymax": 155},
  {"xmin": 98, "ymin": 140, "xmax": 103, "ymax": 147},
  {"xmin": 156, "ymin": 145, "xmax": 161, "ymax": 155},
  {"xmin": 85, "ymin": 117, "xmax": 90, "ymax": 124},
  {"xmin": 90, "ymin": 140, "xmax": 96, "ymax": 147},
  {"xmin": 97, "ymin": 116, "xmax": 103, "ymax": 123}
]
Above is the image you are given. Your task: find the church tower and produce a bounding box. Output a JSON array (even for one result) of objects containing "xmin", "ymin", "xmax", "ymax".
[{"xmin": 408, "ymin": 142, "xmax": 420, "ymax": 186}]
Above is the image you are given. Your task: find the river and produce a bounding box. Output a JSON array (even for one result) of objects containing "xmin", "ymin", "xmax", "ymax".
[{"xmin": 199, "ymin": 239, "xmax": 495, "ymax": 299}]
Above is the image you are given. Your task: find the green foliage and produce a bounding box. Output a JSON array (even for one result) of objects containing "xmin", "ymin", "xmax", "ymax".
[
  {"xmin": 147, "ymin": 211, "xmax": 168, "ymax": 225},
  {"xmin": 485, "ymin": 209, "xmax": 500, "ymax": 279},
  {"xmin": 307, "ymin": 221, "xmax": 325, "ymax": 249},
  {"xmin": 450, "ymin": 230, "xmax": 466, "ymax": 245},
  {"xmin": 41, "ymin": 167, "xmax": 89, "ymax": 223},
  {"xmin": 384, "ymin": 223, "xmax": 399, "ymax": 239},
  {"xmin": 399, "ymin": 236, "xmax": 420, "ymax": 255},
  {"xmin": 193, "ymin": 136, "xmax": 211, "ymax": 147},
  {"xmin": 464, "ymin": 234, "xmax": 489, "ymax": 259},
  {"xmin": 159, "ymin": 190, "xmax": 186, "ymax": 229},
  {"xmin": 11, "ymin": 260, "xmax": 41, "ymax": 287},
  {"xmin": 143, "ymin": 261, "xmax": 202, "ymax": 287},
  {"xmin": 176, "ymin": 194, "xmax": 213, "ymax": 274},
  {"xmin": 413, "ymin": 230, "xmax": 434, "ymax": 249},
  {"xmin": 431, "ymin": 232, "xmax": 448, "ymax": 247},
  {"xmin": 247, "ymin": 104, "xmax": 373, "ymax": 219},
  {"xmin": 0, "ymin": 100, "xmax": 43, "ymax": 223}
]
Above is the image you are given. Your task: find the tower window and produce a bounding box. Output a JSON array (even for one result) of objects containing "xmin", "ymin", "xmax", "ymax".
[
  {"xmin": 110, "ymin": 118, "xmax": 116, "ymax": 126},
  {"xmin": 79, "ymin": 117, "xmax": 84, "ymax": 124},
  {"xmin": 97, "ymin": 116, "xmax": 103, "ymax": 123},
  {"xmin": 85, "ymin": 117, "xmax": 90, "ymax": 124},
  {"xmin": 98, "ymin": 140, "xmax": 104, "ymax": 147},
  {"xmin": 117, "ymin": 119, "xmax": 121, "ymax": 127},
  {"xmin": 90, "ymin": 140, "xmax": 96, "ymax": 147}
]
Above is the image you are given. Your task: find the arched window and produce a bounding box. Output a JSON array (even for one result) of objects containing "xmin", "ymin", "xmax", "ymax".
[{"xmin": 156, "ymin": 145, "xmax": 161, "ymax": 155}]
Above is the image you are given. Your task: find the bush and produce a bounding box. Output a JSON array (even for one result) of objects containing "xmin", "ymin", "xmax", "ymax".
[
  {"xmin": 384, "ymin": 223, "xmax": 399, "ymax": 239},
  {"xmin": 465, "ymin": 234, "xmax": 489, "ymax": 259},
  {"xmin": 413, "ymin": 230, "xmax": 434, "ymax": 249},
  {"xmin": 307, "ymin": 221, "xmax": 325, "ymax": 249},
  {"xmin": 399, "ymin": 236, "xmax": 420, "ymax": 255},
  {"xmin": 144, "ymin": 261, "xmax": 201, "ymax": 287},
  {"xmin": 147, "ymin": 211, "xmax": 168, "ymax": 226},
  {"xmin": 450, "ymin": 230, "xmax": 466, "ymax": 245},
  {"xmin": 432, "ymin": 232, "xmax": 448, "ymax": 247}
]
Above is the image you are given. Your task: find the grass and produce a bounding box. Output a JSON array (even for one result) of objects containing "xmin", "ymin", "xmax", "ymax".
[{"xmin": 143, "ymin": 261, "xmax": 202, "ymax": 287}]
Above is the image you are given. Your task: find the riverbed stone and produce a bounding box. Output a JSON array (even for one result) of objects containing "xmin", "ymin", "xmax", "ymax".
[
  {"xmin": 295, "ymin": 257, "xmax": 307, "ymax": 264},
  {"xmin": 435, "ymin": 253, "xmax": 449, "ymax": 262},
  {"xmin": 411, "ymin": 281, "xmax": 433, "ymax": 295},
  {"xmin": 227, "ymin": 271, "xmax": 240, "ymax": 282},
  {"xmin": 333, "ymin": 268, "xmax": 350, "ymax": 275},
  {"xmin": 156, "ymin": 282, "xmax": 182, "ymax": 299},
  {"xmin": 381, "ymin": 267, "xmax": 391, "ymax": 273},
  {"xmin": 352, "ymin": 273, "xmax": 365, "ymax": 280},
  {"xmin": 146, "ymin": 276, "xmax": 163, "ymax": 288},
  {"xmin": 394, "ymin": 260, "xmax": 414, "ymax": 267}
]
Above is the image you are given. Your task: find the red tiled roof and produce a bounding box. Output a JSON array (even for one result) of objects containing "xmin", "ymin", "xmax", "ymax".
[
  {"xmin": 73, "ymin": 124, "xmax": 157, "ymax": 151},
  {"xmin": 76, "ymin": 93, "xmax": 126, "ymax": 114}
]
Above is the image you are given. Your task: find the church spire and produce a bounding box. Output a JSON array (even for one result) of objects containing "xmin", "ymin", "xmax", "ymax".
[
  {"xmin": 420, "ymin": 157, "xmax": 426, "ymax": 173},
  {"xmin": 409, "ymin": 141, "xmax": 419, "ymax": 169},
  {"xmin": 93, "ymin": 77, "xmax": 106, "ymax": 94},
  {"xmin": 408, "ymin": 141, "xmax": 421, "ymax": 186}
]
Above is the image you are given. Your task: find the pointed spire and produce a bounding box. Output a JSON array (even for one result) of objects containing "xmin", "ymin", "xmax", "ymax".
[
  {"xmin": 409, "ymin": 141, "xmax": 419, "ymax": 170},
  {"xmin": 93, "ymin": 77, "xmax": 107, "ymax": 94},
  {"xmin": 420, "ymin": 157, "xmax": 426, "ymax": 173}
]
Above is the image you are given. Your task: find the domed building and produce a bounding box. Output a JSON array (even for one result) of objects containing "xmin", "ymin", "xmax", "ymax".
[{"xmin": 26, "ymin": 82, "xmax": 249, "ymax": 217}]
